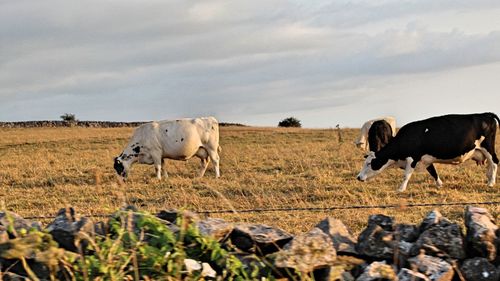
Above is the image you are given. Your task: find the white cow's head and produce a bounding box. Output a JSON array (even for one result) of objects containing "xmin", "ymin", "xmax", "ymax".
[
  {"xmin": 356, "ymin": 152, "xmax": 394, "ymax": 181},
  {"xmin": 114, "ymin": 154, "xmax": 133, "ymax": 181},
  {"xmin": 114, "ymin": 142, "xmax": 144, "ymax": 181}
]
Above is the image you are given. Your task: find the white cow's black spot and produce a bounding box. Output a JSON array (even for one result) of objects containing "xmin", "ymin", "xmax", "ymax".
[{"xmin": 133, "ymin": 146, "xmax": 141, "ymax": 153}]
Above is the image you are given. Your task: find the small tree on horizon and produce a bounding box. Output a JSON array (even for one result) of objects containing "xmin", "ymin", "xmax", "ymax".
[
  {"xmin": 278, "ymin": 117, "xmax": 302, "ymax": 128},
  {"xmin": 60, "ymin": 113, "xmax": 77, "ymax": 122}
]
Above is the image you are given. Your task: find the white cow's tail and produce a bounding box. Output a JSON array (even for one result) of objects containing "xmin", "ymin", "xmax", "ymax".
[{"xmin": 492, "ymin": 112, "xmax": 500, "ymax": 127}]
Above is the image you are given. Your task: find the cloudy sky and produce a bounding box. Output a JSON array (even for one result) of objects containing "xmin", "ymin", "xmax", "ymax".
[{"xmin": 1, "ymin": 0, "xmax": 500, "ymax": 127}]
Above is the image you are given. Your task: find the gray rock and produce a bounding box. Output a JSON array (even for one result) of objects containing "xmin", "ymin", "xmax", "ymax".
[
  {"xmin": 0, "ymin": 251, "xmax": 50, "ymax": 281},
  {"xmin": 356, "ymin": 224, "xmax": 395, "ymax": 259},
  {"xmin": 316, "ymin": 218, "xmax": 358, "ymax": 255},
  {"xmin": 93, "ymin": 221, "xmax": 107, "ymax": 236},
  {"xmin": 112, "ymin": 206, "xmax": 179, "ymax": 237},
  {"xmin": 368, "ymin": 214, "xmax": 394, "ymax": 231},
  {"xmin": 46, "ymin": 207, "xmax": 95, "ymax": 252},
  {"xmin": 408, "ymin": 254, "xmax": 454, "ymax": 281},
  {"xmin": 233, "ymin": 254, "xmax": 271, "ymax": 279},
  {"xmin": 413, "ymin": 222, "xmax": 465, "ymax": 260},
  {"xmin": 1, "ymin": 272, "xmax": 31, "ymax": 281},
  {"xmin": 196, "ymin": 218, "xmax": 233, "ymax": 242},
  {"xmin": 0, "ymin": 211, "xmax": 41, "ymax": 238},
  {"xmin": 460, "ymin": 257, "xmax": 499, "ymax": 281},
  {"xmin": 497, "ymin": 228, "xmax": 500, "ymax": 265},
  {"xmin": 156, "ymin": 209, "xmax": 179, "ymax": 223},
  {"xmin": 394, "ymin": 241, "xmax": 415, "ymax": 270},
  {"xmin": 419, "ymin": 210, "xmax": 452, "ymax": 232},
  {"xmin": 230, "ymin": 223, "xmax": 293, "ymax": 255},
  {"xmin": 397, "ymin": 268, "xmax": 430, "ymax": 281},
  {"xmin": 0, "ymin": 225, "xmax": 9, "ymax": 243},
  {"xmin": 398, "ymin": 241, "xmax": 414, "ymax": 256},
  {"xmin": 275, "ymin": 227, "xmax": 336, "ymax": 273},
  {"xmin": 156, "ymin": 209, "xmax": 199, "ymax": 224},
  {"xmin": 465, "ymin": 206, "xmax": 498, "ymax": 262},
  {"xmin": 314, "ymin": 266, "xmax": 355, "ymax": 281},
  {"xmin": 395, "ymin": 223, "xmax": 420, "ymax": 242},
  {"xmin": 355, "ymin": 261, "xmax": 397, "ymax": 281}
]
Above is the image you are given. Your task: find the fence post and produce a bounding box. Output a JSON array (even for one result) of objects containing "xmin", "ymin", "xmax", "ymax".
[{"xmin": 336, "ymin": 124, "xmax": 343, "ymax": 143}]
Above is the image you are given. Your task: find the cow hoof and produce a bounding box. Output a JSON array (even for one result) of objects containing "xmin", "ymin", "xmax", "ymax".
[{"xmin": 436, "ymin": 179, "xmax": 443, "ymax": 187}]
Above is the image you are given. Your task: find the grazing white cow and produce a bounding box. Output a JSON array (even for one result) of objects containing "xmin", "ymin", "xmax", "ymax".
[
  {"xmin": 355, "ymin": 117, "xmax": 397, "ymax": 151},
  {"xmin": 114, "ymin": 116, "xmax": 220, "ymax": 181}
]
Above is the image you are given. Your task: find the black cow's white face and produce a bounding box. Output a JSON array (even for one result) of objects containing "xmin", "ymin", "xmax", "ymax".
[{"xmin": 357, "ymin": 152, "xmax": 393, "ymax": 181}]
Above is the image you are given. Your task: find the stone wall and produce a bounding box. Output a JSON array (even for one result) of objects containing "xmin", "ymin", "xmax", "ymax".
[
  {"xmin": 1, "ymin": 206, "xmax": 498, "ymax": 280},
  {"xmin": 0, "ymin": 121, "xmax": 245, "ymax": 128},
  {"xmin": 0, "ymin": 120, "xmax": 146, "ymax": 128}
]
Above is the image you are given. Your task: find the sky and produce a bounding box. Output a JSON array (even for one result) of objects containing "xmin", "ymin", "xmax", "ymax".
[{"xmin": 1, "ymin": 0, "xmax": 500, "ymax": 128}]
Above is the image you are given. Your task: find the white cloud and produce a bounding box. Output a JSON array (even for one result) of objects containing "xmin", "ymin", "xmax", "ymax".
[{"xmin": 1, "ymin": 1, "xmax": 500, "ymax": 126}]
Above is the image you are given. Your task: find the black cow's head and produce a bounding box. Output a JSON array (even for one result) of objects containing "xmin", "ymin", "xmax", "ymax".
[{"xmin": 356, "ymin": 152, "xmax": 393, "ymax": 181}]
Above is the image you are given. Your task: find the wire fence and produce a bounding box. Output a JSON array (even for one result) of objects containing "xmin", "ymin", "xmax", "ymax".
[{"xmin": 21, "ymin": 200, "xmax": 500, "ymax": 220}]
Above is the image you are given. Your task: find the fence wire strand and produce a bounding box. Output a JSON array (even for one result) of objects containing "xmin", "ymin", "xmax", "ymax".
[{"xmin": 20, "ymin": 201, "xmax": 500, "ymax": 220}]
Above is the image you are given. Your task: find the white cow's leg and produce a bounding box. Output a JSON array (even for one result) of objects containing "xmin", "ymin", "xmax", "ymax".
[
  {"xmin": 153, "ymin": 157, "xmax": 162, "ymax": 180},
  {"xmin": 154, "ymin": 164, "xmax": 162, "ymax": 180},
  {"xmin": 208, "ymin": 150, "xmax": 220, "ymax": 178},
  {"xmin": 398, "ymin": 158, "xmax": 415, "ymax": 192},
  {"xmin": 195, "ymin": 147, "xmax": 210, "ymax": 177},
  {"xmin": 198, "ymin": 158, "xmax": 210, "ymax": 177},
  {"xmin": 161, "ymin": 159, "xmax": 168, "ymax": 178}
]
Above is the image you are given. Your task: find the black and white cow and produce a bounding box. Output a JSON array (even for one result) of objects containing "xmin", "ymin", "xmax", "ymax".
[
  {"xmin": 367, "ymin": 119, "xmax": 442, "ymax": 182},
  {"xmin": 114, "ymin": 116, "xmax": 220, "ymax": 181},
  {"xmin": 357, "ymin": 113, "xmax": 499, "ymax": 192}
]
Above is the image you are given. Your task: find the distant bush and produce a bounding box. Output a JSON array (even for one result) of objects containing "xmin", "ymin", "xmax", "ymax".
[
  {"xmin": 60, "ymin": 113, "xmax": 77, "ymax": 122},
  {"xmin": 278, "ymin": 117, "xmax": 301, "ymax": 128}
]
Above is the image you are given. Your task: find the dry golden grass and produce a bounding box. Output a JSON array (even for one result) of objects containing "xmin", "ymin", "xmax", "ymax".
[{"xmin": 0, "ymin": 126, "xmax": 498, "ymax": 235}]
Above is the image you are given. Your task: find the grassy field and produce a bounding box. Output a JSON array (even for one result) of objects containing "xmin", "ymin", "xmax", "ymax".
[{"xmin": 0, "ymin": 126, "xmax": 498, "ymax": 235}]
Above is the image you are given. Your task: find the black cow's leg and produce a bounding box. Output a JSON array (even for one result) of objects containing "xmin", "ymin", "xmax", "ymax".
[
  {"xmin": 399, "ymin": 157, "xmax": 416, "ymax": 192},
  {"xmin": 426, "ymin": 164, "xmax": 442, "ymax": 187},
  {"xmin": 480, "ymin": 137, "xmax": 498, "ymax": 186}
]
